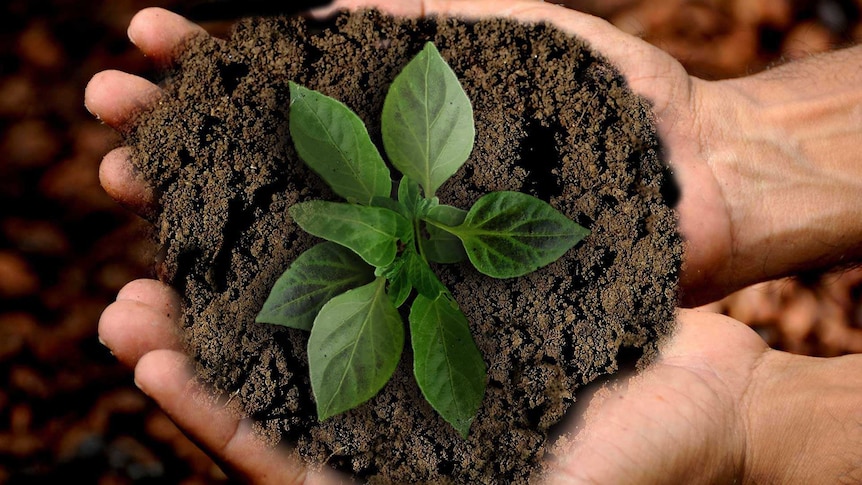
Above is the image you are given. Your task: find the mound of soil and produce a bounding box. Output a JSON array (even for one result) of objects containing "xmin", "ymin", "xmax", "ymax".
[{"xmin": 127, "ymin": 10, "xmax": 682, "ymax": 483}]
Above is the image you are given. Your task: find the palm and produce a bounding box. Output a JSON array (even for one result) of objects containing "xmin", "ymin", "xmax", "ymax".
[
  {"xmin": 578, "ymin": 32, "xmax": 734, "ymax": 306},
  {"xmin": 548, "ymin": 310, "xmax": 765, "ymax": 483}
]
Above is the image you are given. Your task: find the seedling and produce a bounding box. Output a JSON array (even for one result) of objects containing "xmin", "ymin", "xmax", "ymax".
[{"xmin": 256, "ymin": 42, "xmax": 589, "ymax": 437}]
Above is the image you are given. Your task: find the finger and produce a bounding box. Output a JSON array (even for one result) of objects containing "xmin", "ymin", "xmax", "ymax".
[
  {"xmin": 128, "ymin": 7, "xmax": 209, "ymax": 65},
  {"xmin": 323, "ymin": 1, "xmax": 607, "ymax": 42},
  {"xmin": 84, "ymin": 70, "xmax": 162, "ymax": 130},
  {"xmin": 117, "ymin": 279, "xmax": 183, "ymax": 316},
  {"xmin": 99, "ymin": 146, "xmax": 158, "ymax": 217},
  {"xmin": 314, "ymin": 0, "xmax": 423, "ymax": 17},
  {"xmin": 136, "ymin": 350, "xmax": 349, "ymax": 484},
  {"xmin": 99, "ymin": 279, "xmax": 183, "ymax": 368},
  {"xmin": 443, "ymin": 0, "xmax": 689, "ymax": 116},
  {"xmin": 660, "ymin": 309, "xmax": 769, "ymax": 370}
]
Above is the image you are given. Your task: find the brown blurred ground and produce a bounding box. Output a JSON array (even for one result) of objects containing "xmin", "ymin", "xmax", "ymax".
[
  {"xmin": 0, "ymin": 0, "xmax": 860, "ymax": 482},
  {"xmin": 0, "ymin": 1, "xmax": 227, "ymax": 482}
]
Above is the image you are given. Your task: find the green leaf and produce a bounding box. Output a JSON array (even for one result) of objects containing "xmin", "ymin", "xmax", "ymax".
[
  {"xmin": 309, "ymin": 278, "xmax": 404, "ymax": 421},
  {"xmin": 410, "ymin": 292, "xmax": 486, "ymax": 438},
  {"xmin": 397, "ymin": 177, "xmax": 422, "ymax": 215},
  {"xmin": 444, "ymin": 191, "xmax": 589, "ymax": 278},
  {"xmin": 426, "ymin": 205, "xmax": 467, "ymax": 225},
  {"xmin": 382, "ymin": 42, "xmax": 475, "ymax": 197},
  {"xmin": 422, "ymin": 205, "xmax": 468, "ymax": 264},
  {"xmin": 256, "ymin": 242, "xmax": 374, "ymax": 331},
  {"xmin": 290, "ymin": 82, "xmax": 391, "ymax": 205},
  {"xmin": 290, "ymin": 201, "xmax": 410, "ymax": 268}
]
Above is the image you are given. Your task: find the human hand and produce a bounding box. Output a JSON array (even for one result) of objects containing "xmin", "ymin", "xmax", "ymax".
[
  {"xmin": 97, "ymin": 278, "xmax": 862, "ymax": 484},
  {"xmin": 321, "ymin": 1, "xmax": 862, "ymax": 306},
  {"xmin": 90, "ymin": 2, "xmax": 862, "ymax": 483}
]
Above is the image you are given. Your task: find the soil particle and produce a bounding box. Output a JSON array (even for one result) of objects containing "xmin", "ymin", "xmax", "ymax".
[{"xmin": 127, "ymin": 10, "xmax": 682, "ymax": 483}]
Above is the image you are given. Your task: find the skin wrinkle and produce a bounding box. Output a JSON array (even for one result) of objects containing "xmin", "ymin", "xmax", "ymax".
[
  {"xmin": 654, "ymin": 370, "xmax": 722, "ymax": 432},
  {"xmin": 838, "ymin": 421, "xmax": 862, "ymax": 483},
  {"xmin": 670, "ymin": 79, "xmax": 733, "ymax": 301},
  {"xmin": 736, "ymin": 349, "xmax": 769, "ymax": 485},
  {"xmin": 220, "ymin": 420, "xmax": 279, "ymax": 482},
  {"xmin": 643, "ymin": 59, "xmax": 687, "ymax": 121},
  {"xmin": 836, "ymin": 416, "xmax": 862, "ymax": 484},
  {"xmin": 691, "ymin": 83, "xmax": 760, "ymax": 290},
  {"xmin": 721, "ymin": 94, "xmax": 861, "ymax": 280},
  {"xmin": 556, "ymin": 362, "xmax": 741, "ymax": 484},
  {"xmin": 568, "ymin": 435, "xmax": 642, "ymax": 483},
  {"xmin": 717, "ymin": 49, "xmax": 862, "ymax": 285},
  {"xmin": 654, "ymin": 319, "xmax": 752, "ymax": 480},
  {"xmin": 747, "ymin": 354, "xmax": 812, "ymax": 483},
  {"xmin": 209, "ymin": 407, "xmax": 246, "ymax": 460},
  {"xmin": 829, "ymin": 402, "xmax": 862, "ymax": 474},
  {"xmin": 785, "ymin": 424, "xmax": 810, "ymax": 481}
]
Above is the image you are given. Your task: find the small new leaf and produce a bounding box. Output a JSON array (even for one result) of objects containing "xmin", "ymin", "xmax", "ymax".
[
  {"xmin": 370, "ymin": 196, "xmax": 411, "ymax": 220},
  {"xmin": 410, "ymin": 292, "xmax": 486, "ymax": 437},
  {"xmin": 290, "ymin": 201, "xmax": 410, "ymax": 268},
  {"xmin": 290, "ymin": 82, "xmax": 391, "ymax": 205},
  {"xmin": 426, "ymin": 205, "xmax": 467, "ymax": 225},
  {"xmin": 255, "ymin": 242, "xmax": 374, "ymax": 331},
  {"xmin": 397, "ymin": 177, "xmax": 422, "ymax": 215},
  {"xmin": 407, "ymin": 249, "xmax": 444, "ymax": 299},
  {"xmin": 447, "ymin": 191, "xmax": 589, "ymax": 278},
  {"xmin": 309, "ymin": 278, "xmax": 404, "ymax": 421},
  {"xmin": 384, "ymin": 255, "xmax": 412, "ymax": 308},
  {"xmin": 382, "ymin": 42, "xmax": 475, "ymax": 197}
]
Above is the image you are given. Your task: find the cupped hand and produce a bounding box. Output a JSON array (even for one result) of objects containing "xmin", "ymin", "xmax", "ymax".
[
  {"xmin": 320, "ymin": 0, "xmax": 736, "ymax": 305},
  {"xmin": 88, "ymin": 9, "xmax": 345, "ymax": 484},
  {"xmin": 85, "ymin": 0, "xmax": 734, "ymax": 305},
  {"xmin": 99, "ymin": 280, "xmax": 862, "ymax": 484},
  {"xmin": 90, "ymin": 2, "xmax": 862, "ymax": 484},
  {"xmin": 99, "ymin": 279, "xmax": 345, "ymax": 484}
]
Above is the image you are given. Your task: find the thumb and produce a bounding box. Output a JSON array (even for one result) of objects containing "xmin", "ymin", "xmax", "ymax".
[{"xmin": 134, "ymin": 349, "xmax": 351, "ymax": 484}]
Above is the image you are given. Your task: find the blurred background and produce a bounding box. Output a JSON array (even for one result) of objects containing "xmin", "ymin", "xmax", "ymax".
[{"xmin": 1, "ymin": 0, "xmax": 861, "ymax": 482}]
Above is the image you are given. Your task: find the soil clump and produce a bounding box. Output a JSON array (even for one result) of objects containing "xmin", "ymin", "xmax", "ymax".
[{"xmin": 127, "ymin": 10, "xmax": 682, "ymax": 483}]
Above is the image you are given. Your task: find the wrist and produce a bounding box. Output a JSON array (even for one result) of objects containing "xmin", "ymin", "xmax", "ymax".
[
  {"xmin": 698, "ymin": 58, "xmax": 862, "ymax": 292},
  {"xmin": 743, "ymin": 351, "xmax": 862, "ymax": 483}
]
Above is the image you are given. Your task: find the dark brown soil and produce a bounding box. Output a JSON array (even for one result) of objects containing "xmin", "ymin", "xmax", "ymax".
[{"xmin": 127, "ymin": 10, "xmax": 682, "ymax": 483}]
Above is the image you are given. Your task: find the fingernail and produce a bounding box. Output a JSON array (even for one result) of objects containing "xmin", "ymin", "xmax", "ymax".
[
  {"xmin": 98, "ymin": 336, "xmax": 114, "ymax": 356},
  {"xmin": 127, "ymin": 25, "xmax": 138, "ymax": 47},
  {"xmin": 83, "ymin": 98, "xmax": 101, "ymax": 120},
  {"xmin": 134, "ymin": 377, "xmax": 148, "ymax": 395}
]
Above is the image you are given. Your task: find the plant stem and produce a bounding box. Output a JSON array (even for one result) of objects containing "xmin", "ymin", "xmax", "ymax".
[{"xmin": 414, "ymin": 217, "xmax": 429, "ymax": 262}]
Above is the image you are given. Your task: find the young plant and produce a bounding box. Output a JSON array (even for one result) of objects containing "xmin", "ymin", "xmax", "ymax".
[{"xmin": 256, "ymin": 42, "xmax": 590, "ymax": 437}]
